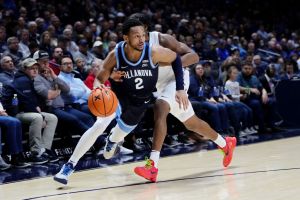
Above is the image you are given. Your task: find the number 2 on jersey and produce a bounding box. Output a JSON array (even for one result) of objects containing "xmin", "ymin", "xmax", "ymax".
[{"xmin": 135, "ymin": 78, "xmax": 144, "ymax": 89}]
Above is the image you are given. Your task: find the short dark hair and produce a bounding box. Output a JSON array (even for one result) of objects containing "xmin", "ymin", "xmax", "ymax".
[
  {"xmin": 241, "ymin": 61, "xmax": 253, "ymax": 67},
  {"xmin": 122, "ymin": 18, "xmax": 144, "ymax": 35},
  {"xmin": 128, "ymin": 13, "xmax": 151, "ymax": 29}
]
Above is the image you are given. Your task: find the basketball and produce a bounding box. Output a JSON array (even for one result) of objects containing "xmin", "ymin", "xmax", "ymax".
[{"xmin": 88, "ymin": 87, "xmax": 118, "ymax": 117}]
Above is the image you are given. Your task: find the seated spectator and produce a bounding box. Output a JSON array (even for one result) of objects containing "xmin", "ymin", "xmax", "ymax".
[
  {"xmin": 252, "ymin": 55, "xmax": 268, "ymax": 77},
  {"xmin": 259, "ymin": 65, "xmax": 282, "ymax": 129},
  {"xmin": 2, "ymin": 37, "xmax": 24, "ymax": 67},
  {"xmin": 0, "ymin": 130, "xmax": 10, "ymax": 171},
  {"xmin": 237, "ymin": 61, "xmax": 268, "ymax": 133},
  {"xmin": 0, "ymin": 26, "xmax": 7, "ymax": 54},
  {"xmin": 18, "ymin": 29, "xmax": 31, "ymax": 58},
  {"xmin": 225, "ymin": 66, "xmax": 257, "ymax": 136},
  {"xmin": 73, "ymin": 39, "xmax": 95, "ymax": 66},
  {"xmin": 0, "ymin": 56, "xmax": 16, "ymax": 85},
  {"xmin": 91, "ymin": 41, "xmax": 105, "ymax": 60},
  {"xmin": 2, "ymin": 58, "xmax": 58, "ymax": 164},
  {"xmin": 84, "ymin": 59, "xmax": 102, "ymax": 90},
  {"xmin": 62, "ymin": 28, "xmax": 79, "ymax": 56},
  {"xmin": 39, "ymin": 31, "xmax": 52, "ymax": 56},
  {"xmin": 73, "ymin": 57, "xmax": 89, "ymax": 80},
  {"xmin": 49, "ymin": 47, "xmax": 63, "ymax": 75},
  {"xmin": 34, "ymin": 59, "xmax": 94, "ymax": 137},
  {"xmin": 188, "ymin": 63, "xmax": 230, "ymax": 134},
  {"xmin": 0, "ymin": 101, "xmax": 31, "ymax": 168},
  {"xmin": 58, "ymin": 56, "xmax": 92, "ymax": 115},
  {"xmin": 281, "ymin": 60, "xmax": 299, "ymax": 80}
]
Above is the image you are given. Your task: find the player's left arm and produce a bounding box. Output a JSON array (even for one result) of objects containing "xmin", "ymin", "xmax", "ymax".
[
  {"xmin": 96, "ymin": 51, "xmax": 117, "ymax": 85},
  {"xmin": 159, "ymin": 33, "xmax": 199, "ymax": 67},
  {"xmin": 152, "ymin": 45, "xmax": 189, "ymax": 110}
]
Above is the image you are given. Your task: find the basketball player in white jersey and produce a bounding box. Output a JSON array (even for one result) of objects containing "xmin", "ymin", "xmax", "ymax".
[{"xmin": 128, "ymin": 13, "xmax": 237, "ymax": 182}]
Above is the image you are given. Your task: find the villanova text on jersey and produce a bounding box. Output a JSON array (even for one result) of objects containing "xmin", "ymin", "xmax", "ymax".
[{"xmin": 113, "ymin": 41, "xmax": 158, "ymax": 102}]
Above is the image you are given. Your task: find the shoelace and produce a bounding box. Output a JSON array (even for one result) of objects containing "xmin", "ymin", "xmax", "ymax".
[
  {"xmin": 144, "ymin": 157, "xmax": 153, "ymax": 169},
  {"xmin": 106, "ymin": 138, "xmax": 116, "ymax": 151}
]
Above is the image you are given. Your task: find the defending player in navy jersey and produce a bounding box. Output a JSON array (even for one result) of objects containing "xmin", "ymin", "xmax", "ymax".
[{"xmin": 53, "ymin": 18, "xmax": 188, "ymax": 185}]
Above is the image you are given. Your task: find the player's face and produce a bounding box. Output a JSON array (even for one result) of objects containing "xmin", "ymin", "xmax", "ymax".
[{"xmin": 125, "ymin": 26, "xmax": 145, "ymax": 52}]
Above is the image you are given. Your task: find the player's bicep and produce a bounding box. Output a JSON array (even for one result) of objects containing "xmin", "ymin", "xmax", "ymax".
[
  {"xmin": 160, "ymin": 33, "xmax": 192, "ymax": 55},
  {"xmin": 152, "ymin": 45, "xmax": 176, "ymax": 64}
]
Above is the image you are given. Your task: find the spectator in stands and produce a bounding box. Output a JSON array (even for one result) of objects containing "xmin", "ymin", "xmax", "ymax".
[
  {"xmin": 34, "ymin": 60, "xmax": 94, "ymax": 138},
  {"xmin": 62, "ymin": 28, "xmax": 78, "ymax": 56},
  {"xmin": 0, "ymin": 56, "xmax": 16, "ymax": 85},
  {"xmin": 0, "ymin": 129, "xmax": 11, "ymax": 170},
  {"xmin": 0, "ymin": 101, "xmax": 31, "ymax": 168},
  {"xmin": 58, "ymin": 56, "xmax": 92, "ymax": 115},
  {"xmin": 84, "ymin": 59, "xmax": 102, "ymax": 90},
  {"xmin": 259, "ymin": 65, "xmax": 282, "ymax": 128},
  {"xmin": 0, "ymin": 26, "xmax": 7, "ymax": 54},
  {"xmin": 2, "ymin": 37, "xmax": 23, "ymax": 67},
  {"xmin": 74, "ymin": 39, "xmax": 95, "ymax": 65},
  {"xmin": 18, "ymin": 29, "xmax": 31, "ymax": 58},
  {"xmin": 225, "ymin": 66, "xmax": 257, "ymax": 136},
  {"xmin": 49, "ymin": 47, "xmax": 63, "ymax": 75},
  {"xmin": 281, "ymin": 60, "xmax": 298, "ymax": 80},
  {"xmin": 28, "ymin": 41, "xmax": 39, "ymax": 58},
  {"xmin": 237, "ymin": 62, "xmax": 267, "ymax": 133},
  {"xmin": 39, "ymin": 31, "xmax": 52, "ymax": 56},
  {"xmin": 108, "ymin": 41, "xmax": 117, "ymax": 53},
  {"xmin": 216, "ymin": 39, "xmax": 229, "ymax": 62},
  {"xmin": 2, "ymin": 58, "xmax": 58, "ymax": 164},
  {"xmin": 252, "ymin": 55, "xmax": 268, "ymax": 77},
  {"xmin": 188, "ymin": 63, "xmax": 230, "ymax": 134},
  {"xmin": 91, "ymin": 41, "xmax": 105, "ymax": 60},
  {"xmin": 28, "ymin": 21, "xmax": 40, "ymax": 45},
  {"xmin": 73, "ymin": 57, "xmax": 89, "ymax": 80}
]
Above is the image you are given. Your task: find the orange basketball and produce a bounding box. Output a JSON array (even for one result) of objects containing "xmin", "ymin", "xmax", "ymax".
[{"xmin": 88, "ymin": 87, "xmax": 119, "ymax": 117}]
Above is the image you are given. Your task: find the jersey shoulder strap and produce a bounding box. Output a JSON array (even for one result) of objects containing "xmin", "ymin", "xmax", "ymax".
[{"xmin": 149, "ymin": 31, "xmax": 160, "ymax": 46}]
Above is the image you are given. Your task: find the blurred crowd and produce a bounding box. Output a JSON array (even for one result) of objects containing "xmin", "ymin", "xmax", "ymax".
[{"xmin": 0, "ymin": 0, "xmax": 298, "ymax": 170}]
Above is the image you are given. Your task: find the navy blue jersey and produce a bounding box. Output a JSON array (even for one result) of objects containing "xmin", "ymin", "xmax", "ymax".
[{"xmin": 111, "ymin": 41, "xmax": 158, "ymax": 105}]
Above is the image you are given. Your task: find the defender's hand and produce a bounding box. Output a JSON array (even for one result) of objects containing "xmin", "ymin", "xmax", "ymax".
[{"xmin": 175, "ymin": 90, "xmax": 189, "ymax": 110}]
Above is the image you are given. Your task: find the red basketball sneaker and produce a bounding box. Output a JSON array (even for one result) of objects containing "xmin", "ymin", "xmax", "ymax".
[
  {"xmin": 220, "ymin": 137, "xmax": 237, "ymax": 167},
  {"xmin": 134, "ymin": 159, "xmax": 158, "ymax": 182}
]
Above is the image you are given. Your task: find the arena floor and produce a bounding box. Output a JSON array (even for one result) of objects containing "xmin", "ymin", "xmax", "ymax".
[{"xmin": 1, "ymin": 130, "xmax": 300, "ymax": 200}]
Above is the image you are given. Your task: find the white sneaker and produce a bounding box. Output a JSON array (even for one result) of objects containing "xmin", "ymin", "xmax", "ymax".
[
  {"xmin": 249, "ymin": 127, "xmax": 258, "ymax": 134},
  {"xmin": 53, "ymin": 162, "xmax": 75, "ymax": 185},
  {"xmin": 120, "ymin": 146, "xmax": 133, "ymax": 155},
  {"xmin": 239, "ymin": 130, "xmax": 248, "ymax": 137},
  {"xmin": 244, "ymin": 128, "xmax": 253, "ymax": 134},
  {"xmin": 103, "ymin": 137, "xmax": 121, "ymax": 159}
]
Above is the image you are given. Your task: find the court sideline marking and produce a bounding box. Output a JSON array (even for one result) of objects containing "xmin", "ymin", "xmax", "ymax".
[{"xmin": 23, "ymin": 167, "xmax": 300, "ymax": 200}]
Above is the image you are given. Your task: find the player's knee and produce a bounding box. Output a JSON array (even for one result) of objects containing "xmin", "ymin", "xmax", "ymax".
[{"xmin": 154, "ymin": 100, "xmax": 170, "ymax": 118}]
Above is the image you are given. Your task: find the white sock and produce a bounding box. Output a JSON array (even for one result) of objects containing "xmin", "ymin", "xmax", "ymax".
[
  {"xmin": 214, "ymin": 134, "xmax": 226, "ymax": 148},
  {"xmin": 150, "ymin": 150, "xmax": 160, "ymax": 167},
  {"xmin": 109, "ymin": 124, "xmax": 128, "ymax": 143},
  {"xmin": 69, "ymin": 115, "xmax": 115, "ymax": 166}
]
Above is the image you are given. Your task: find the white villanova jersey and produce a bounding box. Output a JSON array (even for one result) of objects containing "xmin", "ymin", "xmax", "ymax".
[
  {"xmin": 149, "ymin": 31, "xmax": 190, "ymax": 92},
  {"xmin": 149, "ymin": 31, "xmax": 176, "ymax": 91}
]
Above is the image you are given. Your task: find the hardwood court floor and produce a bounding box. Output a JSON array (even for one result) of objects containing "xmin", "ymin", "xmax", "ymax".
[{"xmin": 1, "ymin": 136, "xmax": 299, "ymax": 200}]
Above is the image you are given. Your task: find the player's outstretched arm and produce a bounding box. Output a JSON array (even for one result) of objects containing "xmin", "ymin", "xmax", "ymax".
[
  {"xmin": 159, "ymin": 33, "xmax": 199, "ymax": 67},
  {"xmin": 152, "ymin": 45, "xmax": 189, "ymax": 110},
  {"xmin": 97, "ymin": 51, "xmax": 117, "ymax": 84}
]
